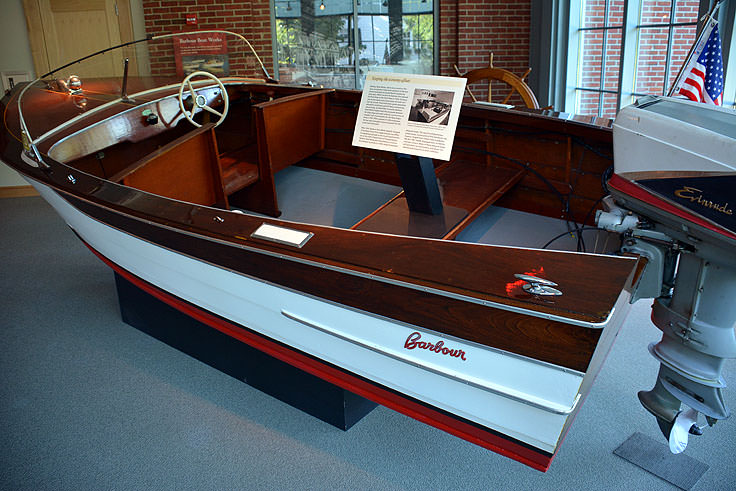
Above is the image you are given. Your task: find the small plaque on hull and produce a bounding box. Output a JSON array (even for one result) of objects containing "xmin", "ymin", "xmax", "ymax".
[{"xmin": 252, "ymin": 223, "xmax": 313, "ymax": 248}]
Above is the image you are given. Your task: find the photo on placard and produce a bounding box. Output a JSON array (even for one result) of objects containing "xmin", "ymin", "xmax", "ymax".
[{"xmin": 408, "ymin": 88, "xmax": 453, "ymax": 125}]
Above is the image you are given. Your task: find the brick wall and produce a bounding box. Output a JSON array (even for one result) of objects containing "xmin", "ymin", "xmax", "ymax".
[
  {"xmin": 137, "ymin": 1, "xmax": 706, "ymax": 117},
  {"xmin": 140, "ymin": 1, "xmax": 534, "ymax": 104},
  {"xmin": 439, "ymin": 0, "xmax": 459, "ymax": 78},
  {"xmin": 439, "ymin": 0, "xmax": 533, "ymax": 105},
  {"xmin": 142, "ymin": 0, "xmax": 274, "ymax": 78}
]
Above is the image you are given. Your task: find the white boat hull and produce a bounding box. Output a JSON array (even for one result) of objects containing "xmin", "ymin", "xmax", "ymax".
[{"xmin": 29, "ymin": 176, "xmax": 607, "ymax": 459}]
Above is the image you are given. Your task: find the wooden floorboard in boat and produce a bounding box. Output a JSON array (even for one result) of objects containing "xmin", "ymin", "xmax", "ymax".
[{"xmin": 352, "ymin": 162, "xmax": 525, "ymax": 239}]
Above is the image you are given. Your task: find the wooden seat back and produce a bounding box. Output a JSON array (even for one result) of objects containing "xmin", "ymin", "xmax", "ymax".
[
  {"xmin": 254, "ymin": 88, "xmax": 332, "ymax": 173},
  {"xmin": 228, "ymin": 88, "xmax": 333, "ymax": 216},
  {"xmin": 109, "ymin": 123, "xmax": 227, "ymax": 208}
]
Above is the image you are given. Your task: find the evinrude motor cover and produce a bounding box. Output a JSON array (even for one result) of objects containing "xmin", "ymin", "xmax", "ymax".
[
  {"xmin": 610, "ymin": 95, "xmax": 735, "ymax": 241},
  {"xmin": 600, "ymin": 96, "xmax": 735, "ymax": 452}
]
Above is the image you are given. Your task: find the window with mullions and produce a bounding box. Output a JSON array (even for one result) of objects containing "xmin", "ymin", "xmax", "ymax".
[
  {"xmin": 633, "ymin": 1, "xmax": 699, "ymax": 99},
  {"xmin": 273, "ymin": 0, "xmax": 434, "ymax": 89},
  {"xmin": 274, "ymin": 1, "xmax": 355, "ymax": 88},
  {"xmin": 569, "ymin": 0, "xmax": 702, "ymax": 118},
  {"xmin": 576, "ymin": 0, "xmax": 625, "ymax": 118}
]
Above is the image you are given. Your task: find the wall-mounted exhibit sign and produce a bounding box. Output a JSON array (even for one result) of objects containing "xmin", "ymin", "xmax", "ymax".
[
  {"xmin": 173, "ymin": 32, "xmax": 229, "ymax": 77},
  {"xmin": 352, "ymin": 73, "xmax": 467, "ymax": 161}
]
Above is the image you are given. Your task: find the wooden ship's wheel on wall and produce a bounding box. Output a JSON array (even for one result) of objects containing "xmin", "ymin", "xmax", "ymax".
[{"xmin": 456, "ymin": 53, "xmax": 541, "ymax": 109}]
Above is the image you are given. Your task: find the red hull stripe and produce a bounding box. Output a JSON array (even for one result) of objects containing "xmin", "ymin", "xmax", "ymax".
[
  {"xmin": 80, "ymin": 239, "xmax": 555, "ymax": 471},
  {"xmin": 608, "ymin": 174, "xmax": 736, "ymax": 241}
]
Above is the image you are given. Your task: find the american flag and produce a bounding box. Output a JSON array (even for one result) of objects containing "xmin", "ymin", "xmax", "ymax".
[{"xmin": 677, "ymin": 23, "xmax": 724, "ymax": 105}]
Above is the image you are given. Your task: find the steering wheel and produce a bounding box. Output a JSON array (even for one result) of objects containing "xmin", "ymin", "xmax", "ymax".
[{"xmin": 178, "ymin": 71, "xmax": 230, "ymax": 127}]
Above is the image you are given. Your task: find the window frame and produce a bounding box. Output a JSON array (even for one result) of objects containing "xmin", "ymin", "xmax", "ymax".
[
  {"xmin": 566, "ymin": 0, "xmax": 630, "ymax": 117},
  {"xmin": 534, "ymin": 0, "xmax": 735, "ymax": 116},
  {"xmin": 269, "ymin": 0, "xmax": 439, "ymax": 89}
]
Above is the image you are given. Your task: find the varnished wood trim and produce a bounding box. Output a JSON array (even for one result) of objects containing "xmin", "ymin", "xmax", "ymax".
[
  {"xmin": 0, "ymin": 185, "xmax": 38, "ymax": 198},
  {"xmin": 251, "ymin": 88, "xmax": 334, "ymax": 109}
]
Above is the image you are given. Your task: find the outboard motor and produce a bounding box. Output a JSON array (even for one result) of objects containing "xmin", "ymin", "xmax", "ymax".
[{"xmin": 597, "ymin": 96, "xmax": 736, "ymax": 451}]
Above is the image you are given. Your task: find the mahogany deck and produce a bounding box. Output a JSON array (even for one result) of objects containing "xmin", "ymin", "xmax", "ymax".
[{"xmin": 63, "ymin": 191, "xmax": 619, "ymax": 373}]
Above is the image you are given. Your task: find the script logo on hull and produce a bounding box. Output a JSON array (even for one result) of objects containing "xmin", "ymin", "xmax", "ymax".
[{"xmin": 404, "ymin": 331, "xmax": 467, "ymax": 361}]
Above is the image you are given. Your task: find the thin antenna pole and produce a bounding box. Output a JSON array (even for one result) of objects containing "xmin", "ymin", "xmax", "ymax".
[{"xmin": 121, "ymin": 58, "xmax": 131, "ymax": 103}]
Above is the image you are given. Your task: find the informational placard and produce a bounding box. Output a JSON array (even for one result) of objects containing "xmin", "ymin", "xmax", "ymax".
[
  {"xmin": 352, "ymin": 73, "xmax": 467, "ymax": 161},
  {"xmin": 173, "ymin": 32, "xmax": 229, "ymax": 77}
]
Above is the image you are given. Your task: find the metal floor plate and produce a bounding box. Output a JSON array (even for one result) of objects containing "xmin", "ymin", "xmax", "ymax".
[{"xmin": 614, "ymin": 432, "xmax": 709, "ymax": 490}]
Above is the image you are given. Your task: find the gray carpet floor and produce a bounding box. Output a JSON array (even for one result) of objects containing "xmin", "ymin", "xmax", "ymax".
[{"xmin": 2, "ymin": 194, "xmax": 735, "ymax": 490}]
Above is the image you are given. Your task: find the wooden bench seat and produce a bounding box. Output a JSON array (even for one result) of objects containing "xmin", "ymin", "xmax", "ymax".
[
  {"xmin": 221, "ymin": 161, "xmax": 259, "ymax": 195},
  {"xmin": 219, "ymin": 146, "xmax": 260, "ymax": 195},
  {"xmin": 352, "ymin": 161, "xmax": 525, "ymax": 239}
]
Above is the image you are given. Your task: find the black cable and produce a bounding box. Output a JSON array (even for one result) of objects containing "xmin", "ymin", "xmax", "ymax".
[
  {"xmin": 601, "ymin": 164, "xmax": 614, "ymax": 194},
  {"xmin": 572, "ymin": 137, "xmax": 613, "ymax": 161},
  {"xmin": 572, "ymin": 145, "xmax": 588, "ymax": 252},
  {"xmin": 581, "ymin": 195, "xmax": 605, "ymax": 232},
  {"xmin": 39, "ymin": 36, "xmax": 153, "ymax": 80},
  {"xmin": 453, "ymin": 145, "xmax": 567, "ymax": 208},
  {"xmin": 542, "ymin": 227, "xmax": 603, "ymax": 250},
  {"xmin": 575, "ymin": 166, "xmax": 613, "ymax": 251},
  {"xmin": 454, "ymin": 144, "xmax": 584, "ymax": 249},
  {"xmin": 453, "ymin": 125, "xmax": 614, "ymax": 251}
]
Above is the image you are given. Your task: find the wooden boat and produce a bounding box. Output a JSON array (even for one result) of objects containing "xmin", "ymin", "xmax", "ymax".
[{"xmin": 2, "ymin": 31, "xmax": 732, "ymax": 471}]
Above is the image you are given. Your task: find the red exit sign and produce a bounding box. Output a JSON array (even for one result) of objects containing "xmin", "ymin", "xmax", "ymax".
[{"xmin": 185, "ymin": 13, "xmax": 197, "ymax": 25}]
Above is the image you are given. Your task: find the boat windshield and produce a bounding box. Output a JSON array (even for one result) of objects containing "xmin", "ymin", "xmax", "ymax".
[{"xmin": 17, "ymin": 31, "xmax": 269, "ymax": 159}]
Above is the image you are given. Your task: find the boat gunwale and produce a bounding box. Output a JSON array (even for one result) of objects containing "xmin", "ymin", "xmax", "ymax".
[
  {"xmin": 18, "ymin": 144, "xmax": 637, "ymax": 330},
  {"xmin": 4, "ymin": 82, "xmax": 640, "ymax": 328}
]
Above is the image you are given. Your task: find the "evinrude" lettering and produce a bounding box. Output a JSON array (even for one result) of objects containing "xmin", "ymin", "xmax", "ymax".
[{"xmin": 674, "ymin": 186, "xmax": 733, "ymax": 215}]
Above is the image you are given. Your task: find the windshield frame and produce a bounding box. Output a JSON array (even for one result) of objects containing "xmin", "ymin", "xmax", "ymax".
[{"xmin": 17, "ymin": 30, "xmax": 271, "ymax": 165}]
